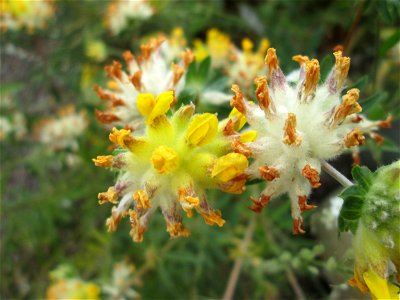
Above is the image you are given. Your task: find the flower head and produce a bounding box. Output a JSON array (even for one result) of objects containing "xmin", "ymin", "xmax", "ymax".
[
  {"xmin": 0, "ymin": 0, "xmax": 54, "ymax": 32},
  {"xmin": 102, "ymin": 260, "xmax": 140, "ymax": 299},
  {"xmin": 46, "ymin": 265, "xmax": 100, "ymax": 300},
  {"xmin": 34, "ymin": 105, "xmax": 87, "ymax": 152},
  {"xmin": 93, "ymin": 91, "xmax": 248, "ymax": 242},
  {"xmin": 193, "ymin": 28, "xmax": 232, "ymax": 68},
  {"xmin": 160, "ymin": 27, "xmax": 188, "ymax": 63},
  {"xmin": 230, "ymin": 48, "xmax": 390, "ymax": 234},
  {"xmin": 94, "ymin": 38, "xmax": 194, "ymax": 130},
  {"xmin": 105, "ymin": 0, "xmax": 154, "ymax": 35},
  {"xmin": 228, "ymin": 38, "xmax": 270, "ymax": 96}
]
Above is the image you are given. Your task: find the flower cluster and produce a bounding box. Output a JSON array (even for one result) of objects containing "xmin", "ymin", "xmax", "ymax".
[
  {"xmin": 46, "ymin": 265, "xmax": 100, "ymax": 300},
  {"xmin": 94, "ymin": 37, "xmax": 194, "ymax": 130},
  {"xmin": 93, "ymin": 91, "xmax": 248, "ymax": 242},
  {"xmin": 34, "ymin": 105, "xmax": 87, "ymax": 152},
  {"xmin": 105, "ymin": 0, "xmax": 154, "ymax": 35},
  {"xmin": 193, "ymin": 28, "xmax": 270, "ymax": 98},
  {"xmin": 229, "ymin": 48, "xmax": 390, "ymax": 234},
  {"xmin": 0, "ymin": 0, "xmax": 54, "ymax": 32},
  {"xmin": 194, "ymin": 28, "xmax": 232, "ymax": 68},
  {"xmin": 93, "ymin": 31, "xmax": 392, "ymax": 243},
  {"xmin": 102, "ymin": 260, "xmax": 140, "ymax": 299},
  {"xmin": 227, "ymin": 37, "xmax": 270, "ymax": 96}
]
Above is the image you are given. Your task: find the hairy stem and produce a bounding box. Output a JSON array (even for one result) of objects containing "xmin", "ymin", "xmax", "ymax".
[
  {"xmin": 222, "ymin": 215, "xmax": 256, "ymax": 300},
  {"xmin": 320, "ymin": 160, "xmax": 353, "ymax": 188}
]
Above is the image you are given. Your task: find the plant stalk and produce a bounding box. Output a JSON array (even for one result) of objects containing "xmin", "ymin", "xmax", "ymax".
[{"xmin": 320, "ymin": 160, "xmax": 353, "ymax": 188}]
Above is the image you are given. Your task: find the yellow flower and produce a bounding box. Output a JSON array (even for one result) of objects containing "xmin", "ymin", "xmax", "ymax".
[
  {"xmin": 94, "ymin": 92, "xmax": 248, "ymax": 242},
  {"xmin": 193, "ymin": 28, "xmax": 232, "ymax": 68},
  {"xmin": 136, "ymin": 91, "xmax": 175, "ymax": 125},
  {"xmin": 186, "ymin": 113, "xmax": 218, "ymax": 146},
  {"xmin": 211, "ymin": 153, "xmax": 248, "ymax": 182},
  {"xmin": 85, "ymin": 40, "xmax": 107, "ymax": 62},
  {"xmin": 363, "ymin": 270, "xmax": 399, "ymax": 300},
  {"xmin": 46, "ymin": 279, "xmax": 100, "ymax": 300},
  {"xmin": 0, "ymin": 0, "xmax": 54, "ymax": 32},
  {"xmin": 227, "ymin": 38, "xmax": 270, "ymax": 97}
]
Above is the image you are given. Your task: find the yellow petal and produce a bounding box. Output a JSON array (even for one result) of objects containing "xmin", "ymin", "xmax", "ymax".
[
  {"xmin": 363, "ymin": 270, "xmax": 400, "ymax": 300},
  {"xmin": 86, "ymin": 283, "xmax": 100, "ymax": 300},
  {"xmin": 211, "ymin": 153, "xmax": 248, "ymax": 182},
  {"xmin": 242, "ymin": 38, "xmax": 253, "ymax": 53},
  {"xmin": 240, "ymin": 130, "xmax": 257, "ymax": 143},
  {"xmin": 136, "ymin": 93, "xmax": 155, "ymax": 117},
  {"xmin": 229, "ymin": 107, "xmax": 246, "ymax": 131},
  {"xmin": 186, "ymin": 113, "xmax": 218, "ymax": 146},
  {"xmin": 258, "ymin": 38, "xmax": 270, "ymax": 55},
  {"xmin": 148, "ymin": 91, "xmax": 174, "ymax": 125},
  {"xmin": 151, "ymin": 145, "xmax": 179, "ymax": 174}
]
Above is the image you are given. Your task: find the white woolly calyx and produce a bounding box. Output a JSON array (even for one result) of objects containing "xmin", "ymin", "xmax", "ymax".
[{"xmin": 229, "ymin": 48, "xmax": 390, "ymax": 235}]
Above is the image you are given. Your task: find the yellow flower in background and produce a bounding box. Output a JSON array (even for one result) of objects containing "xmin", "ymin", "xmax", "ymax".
[
  {"xmin": 46, "ymin": 279, "xmax": 100, "ymax": 300},
  {"xmin": 45, "ymin": 265, "xmax": 100, "ymax": 300},
  {"xmin": 194, "ymin": 28, "xmax": 232, "ymax": 68},
  {"xmin": 0, "ymin": 0, "xmax": 54, "ymax": 32},
  {"xmin": 229, "ymin": 48, "xmax": 391, "ymax": 234},
  {"xmin": 85, "ymin": 40, "xmax": 107, "ymax": 62},
  {"xmin": 228, "ymin": 37, "xmax": 270, "ymax": 95},
  {"xmin": 160, "ymin": 26, "xmax": 188, "ymax": 62},
  {"xmin": 93, "ymin": 91, "xmax": 248, "ymax": 242}
]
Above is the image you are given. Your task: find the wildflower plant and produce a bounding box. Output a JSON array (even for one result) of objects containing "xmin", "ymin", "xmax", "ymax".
[
  {"xmin": 3, "ymin": 1, "xmax": 399, "ymax": 299},
  {"xmin": 93, "ymin": 91, "xmax": 248, "ymax": 242}
]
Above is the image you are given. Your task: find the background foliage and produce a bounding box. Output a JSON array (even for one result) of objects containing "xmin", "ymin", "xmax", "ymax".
[{"xmin": 1, "ymin": 0, "xmax": 399, "ymax": 299}]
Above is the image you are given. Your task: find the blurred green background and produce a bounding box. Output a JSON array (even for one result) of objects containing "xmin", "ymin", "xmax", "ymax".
[{"xmin": 1, "ymin": 0, "xmax": 399, "ymax": 299}]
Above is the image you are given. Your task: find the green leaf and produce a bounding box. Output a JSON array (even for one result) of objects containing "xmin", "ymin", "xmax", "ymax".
[
  {"xmin": 379, "ymin": 30, "xmax": 400, "ymax": 57},
  {"xmin": 381, "ymin": 137, "xmax": 400, "ymax": 153},
  {"xmin": 340, "ymin": 184, "xmax": 366, "ymax": 199},
  {"xmin": 185, "ymin": 61, "xmax": 198, "ymax": 83},
  {"xmin": 351, "ymin": 166, "xmax": 374, "ymax": 191},
  {"xmin": 197, "ymin": 56, "xmax": 211, "ymax": 81},
  {"xmin": 1, "ymin": 81, "xmax": 24, "ymax": 95},
  {"xmin": 348, "ymin": 75, "xmax": 369, "ymax": 91},
  {"xmin": 338, "ymin": 184, "xmax": 367, "ymax": 233},
  {"xmin": 359, "ymin": 92, "xmax": 389, "ymax": 114},
  {"xmin": 338, "ymin": 216, "xmax": 359, "ymax": 234},
  {"xmin": 177, "ymin": 88, "xmax": 198, "ymax": 105},
  {"xmin": 320, "ymin": 53, "xmax": 334, "ymax": 81}
]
